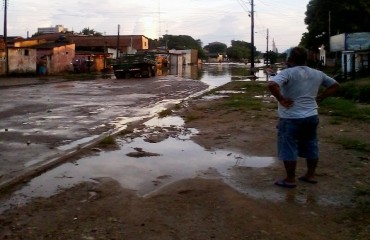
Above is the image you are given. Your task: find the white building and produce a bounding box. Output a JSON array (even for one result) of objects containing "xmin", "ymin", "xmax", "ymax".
[{"xmin": 37, "ymin": 25, "xmax": 68, "ymax": 34}]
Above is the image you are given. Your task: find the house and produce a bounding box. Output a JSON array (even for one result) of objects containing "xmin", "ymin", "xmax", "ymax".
[
  {"xmin": 206, "ymin": 53, "xmax": 224, "ymax": 63},
  {"xmin": 34, "ymin": 42, "xmax": 75, "ymax": 74},
  {"xmin": 0, "ymin": 47, "xmax": 37, "ymax": 75},
  {"xmin": 330, "ymin": 32, "xmax": 370, "ymax": 78},
  {"xmin": 169, "ymin": 49, "xmax": 198, "ymax": 65},
  {"xmin": 72, "ymin": 35, "xmax": 149, "ymax": 54},
  {"xmin": 0, "ymin": 36, "xmax": 76, "ymax": 75},
  {"xmin": 73, "ymin": 51, "xmax": 112, "ymax": 73},
  {"xmin": 0, "ymin": 37, "xmax": 37, "ymax": 75},
  {"xmin": 30, "ymin": 33, "xmax": 150, "ymax": 54},
  {"xmin": 30, "ymin": 33, "xmax": 150, "ymax": 72}
]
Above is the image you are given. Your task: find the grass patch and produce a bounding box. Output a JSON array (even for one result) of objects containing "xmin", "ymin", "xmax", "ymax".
[
  {"xmin": 332, "ymin": 136, "xmax": 369, "ymax": 152},
  {"xmin": 319, "ymin": 98, "xmax": 370, "ymax": 122},
  {"xmin": 99, "ymin": 135, "xmax": 117, "ymax": 146},
  {"xmin": 210, "ymin": 81, "xmax": 271, "ymax": 112},
  {"xmin": 158, "ymin": 109, "xmax": 173, "ymax": 118},
  {"xmin": 224, "ymin": 93, "xmax": 263, "ymax": 111},
  {"xmin": 337, "ymin": 77, "xmax": 370, "ymax": 103}
]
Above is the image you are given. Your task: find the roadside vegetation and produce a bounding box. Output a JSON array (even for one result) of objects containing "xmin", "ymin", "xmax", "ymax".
[
  {"xmin": 98, "ymin": 135, "xmax": 118, "ymax": 149},
  {"xmin": 319, "ymin": 77, "xmax": 370, "ymax": 120}
]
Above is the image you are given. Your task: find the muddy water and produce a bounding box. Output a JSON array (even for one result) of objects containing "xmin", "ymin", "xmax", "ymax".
[
  {"xmin": 0, "ymin": 63, "xmax": 275, "ymax": 212},
  {"xmin": 0, "ymin": 115, "xmax": 275, "ymax": 212}
]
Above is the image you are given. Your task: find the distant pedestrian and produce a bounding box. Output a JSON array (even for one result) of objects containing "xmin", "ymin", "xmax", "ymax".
[{"xmin": 266, "ymin": 46, "xmax": 339, "ymax": 188}]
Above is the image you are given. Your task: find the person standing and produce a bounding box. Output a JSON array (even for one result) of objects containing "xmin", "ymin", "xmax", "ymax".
[{"xmin": 267, "ymin": 47, "xmax": 339, "ymax": 188}]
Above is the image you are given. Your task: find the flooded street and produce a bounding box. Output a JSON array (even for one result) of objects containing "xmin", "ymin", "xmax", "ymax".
[{"xmin": 0, "ymin": 63, "xmax": 271, "ymax": 210}]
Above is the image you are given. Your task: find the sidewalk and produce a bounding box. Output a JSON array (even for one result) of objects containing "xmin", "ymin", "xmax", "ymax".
[{"xmin": 0, "ymin": 77, "xmax": 68, "ymax": 88}]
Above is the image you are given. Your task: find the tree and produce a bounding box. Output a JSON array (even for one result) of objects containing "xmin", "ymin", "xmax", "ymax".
[
  {"xmin": 226, "ymin": 46, "xmax": 249, "ymax": 62},
  {"xmin": 154, "ymin": 34, "xmax": 206, "ymax": 59},
  {"xmin": 80, "ymin": 27, "xmax": 103, "ymax": 36},
  {"xmin": 263, "ymin": 50, "xmax": 278, "ymax": 64},
  {"xmin": 204, "ymin": 42, "xmax": 227, "ymax": 54},
  {"xmin": 301, "ymin": 0, "xmax": 370, "ymax": 50},
  {"xmin": 225, "ymin": 40, "xmax": 257, "ymax": 62}
]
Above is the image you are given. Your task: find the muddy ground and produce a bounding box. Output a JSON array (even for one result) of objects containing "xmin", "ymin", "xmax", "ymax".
[{"xmin": 1, "ymin": 80, "xmax": 370, "ymax": 239}]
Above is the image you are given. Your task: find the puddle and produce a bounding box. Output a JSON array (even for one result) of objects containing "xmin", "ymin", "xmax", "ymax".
[
  {"xmin": 201, "ymin": 95, "xmax": 229, "ymax": 100},
  {"xmin": 216, "ymin": 90, "xmax": 246, "ymax": 94},
  {"xmin": 0, "ymin": 116, "xmax": 276, "ymax": 213},
  {"xmin": 145, "ymin": 116, "xmax": 184, "ymax": 127}
]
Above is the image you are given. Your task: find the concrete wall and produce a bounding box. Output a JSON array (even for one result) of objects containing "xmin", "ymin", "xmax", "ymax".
[
  {"xmin": 49, "ymin": 44, "xmax": 75, "ymax": 73},
  {"xmin": 7, "ymin": 48, "xmax": 37, "ymax": 73}
]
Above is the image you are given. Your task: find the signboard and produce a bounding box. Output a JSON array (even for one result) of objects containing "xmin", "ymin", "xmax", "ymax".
[
  {"xmin": 330, "ymin": 32, "xmax": 370, "ymax": 52},
  {"xmin": 347, "ymin": 32, "xmax": 370, "ymax": 51},
  {"xmin": 330, "ymin": 34, "xmax": 346, "ymax": 51}
]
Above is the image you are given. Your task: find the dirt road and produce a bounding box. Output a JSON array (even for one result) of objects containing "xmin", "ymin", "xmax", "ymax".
[{"xmin": 1, "ymin": 77, "xmax": 369, "ymax": 239}]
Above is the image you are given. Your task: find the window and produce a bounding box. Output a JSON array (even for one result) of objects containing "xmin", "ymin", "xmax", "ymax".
[{"xmin": 24, "ymin": 49, "xmax": 29, "ymax": 56}]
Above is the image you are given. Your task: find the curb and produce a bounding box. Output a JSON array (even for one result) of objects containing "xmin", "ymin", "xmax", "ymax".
[{"xmin": 0, "ymin": 116, "xmax": 151, "ymax": 193}]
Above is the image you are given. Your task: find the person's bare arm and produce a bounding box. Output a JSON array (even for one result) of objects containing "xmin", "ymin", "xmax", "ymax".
[
  {"xmin": 316, "ymin": 82, "xmax": 340, "ymax": 103},
  {"xmin": 268, "ymin": 81, "xmax": 293, "ymax": 108}
]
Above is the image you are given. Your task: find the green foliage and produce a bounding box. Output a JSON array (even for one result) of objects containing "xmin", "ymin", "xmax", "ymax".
[
  {"xmin": 153, "ymin": 34, "xmax": 206, "ymax": 59},
  {"xmin": 301, "ymin": 0, "xmax": 370, "ymax": 50},
  {"xmin": 263, "ymin": 51, "xmax": 278, "ymax": 64},
  {"xmin": 80, "ymin": 27, "xmax": 103, "ymax": 36},
  {"xmin": 333, "ymin": 137, "xmax": 369, "ymax": 152},
  {"xmin": 226, "ymin": 46, "xmax": 250, "ymax": 61},
  {"xmin": 225, "ymin": 40, "xmax": 260, "ymax": 62},
  {"xmin": 319, "ymin": 98, "xmax": 370, "ymax": 122},
  {"xmin": 337, "ymin": 78, "xmax": 370, "ymax": 103},
  {"xmin": 204, "ymin": 42, "xmax": 227, "ymax": 54},
  {"xmin": 99, "ymin": 135, "xmax": 116, "ymax": 146},
  {"xmin": 158, "ymin": 109, "xmax": 173, "ymax": 118},
  {"xmin": 164, "ymin": 34, "xmax": 201, "ymax": 50},
  {"xmin": 231, "ymin": 40, "xmax": 253, "ymax": 49}
]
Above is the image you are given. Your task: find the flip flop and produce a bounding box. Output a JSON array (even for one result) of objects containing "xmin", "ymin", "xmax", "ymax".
[
  {"xmin": 274, "ymin": 179, "xmax": 296, "ymax": 188},
  {"xmin": 298, "ymin": 176, "xmax": 318, "ymax": 184}
]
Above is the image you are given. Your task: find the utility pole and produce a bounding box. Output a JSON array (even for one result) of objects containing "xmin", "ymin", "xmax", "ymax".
[
  {"xmin": 3, "ymin": 0, "xmax": 9, "ymax": 76},
  {"xmin": 158, "ymin": 0, "xmax": 161, "ymax": 39},
  {"xmin": 328, "ymin": 11, "xmax": 331, "ymax": 37},
  {"xmin": 250, "ymin": 0, "xmax": 255, "ymax": 76},
  {"xmin": 116, "ymin": 24, "xmax": 120, "ymax": 59},
  {"xmin": 266, "ymin": 28, "xmax": 269, "ymax": 65}
]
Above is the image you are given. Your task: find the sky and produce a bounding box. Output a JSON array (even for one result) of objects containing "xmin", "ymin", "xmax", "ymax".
[{"xmin": 1, "ymin": 0, "xmax": 310, "ymax": 52}]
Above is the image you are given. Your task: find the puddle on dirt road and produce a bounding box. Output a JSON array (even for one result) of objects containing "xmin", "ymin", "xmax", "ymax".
[{"xmin": 0, "ymin": 115, "xmax": 278, "ymax": 213}]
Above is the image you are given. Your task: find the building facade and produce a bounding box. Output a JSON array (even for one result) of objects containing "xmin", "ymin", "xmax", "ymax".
[{"xmin": 37, "ymin": 25, "xmax": 68, "ymax": 34}]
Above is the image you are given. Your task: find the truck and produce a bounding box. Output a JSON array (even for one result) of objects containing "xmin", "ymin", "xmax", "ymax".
[{"xmin": 112, "ymin": 53, "xmax": 157, "ymax": 79}]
